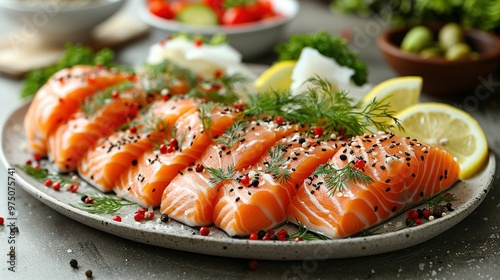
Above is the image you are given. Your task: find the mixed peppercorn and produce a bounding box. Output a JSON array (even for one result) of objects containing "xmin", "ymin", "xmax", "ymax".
[{"xmin": 20, "ymin": 149, "xmax": 457, "ymax": 239}]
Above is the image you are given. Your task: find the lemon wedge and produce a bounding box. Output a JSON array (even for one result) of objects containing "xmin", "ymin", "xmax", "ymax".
[
  {"xmin": 362, "ymin": 76, "xmax": 422, "ymax": 115},
  {"xmin": 254, "ymin": 61, "xmax": 297, "ymax": 92},
  {"xmin": 395, "ymin": 103, "xmax": 488, "ymax": 180}
]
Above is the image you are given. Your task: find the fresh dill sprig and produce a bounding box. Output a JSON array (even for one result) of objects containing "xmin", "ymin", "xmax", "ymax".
[
  {"xmin": 360, "ymin": 222, "xmax": 409, "ymax": 236},
  {"xmin": 205, "ymin": 165, "xmax": 236, "ymax": 186},
  {"xmin": 357, "ymin": 96, "xmax": 402, "ymax": 133},
  {"xmin": 139, "ymin": 60, "xmax": 198, "ymax": 93},
  {"xmin": 422, "ymin": 192, "xmax": 457, "ymax": 209},
  {"xmin": 244, "ymin": 76, "xmax": 400, "ymax": 137},
  {"xmin": 198, "ymin": 103, "xmax": 215, "ymax": 137},
  {"xmin": 188, "ymin": 73, "xmax": 247, "ymax": 105},
  {"xmin": 81, "ymin": 81, "xmax": 135, "ymax": 118},
  {"xmin": 314, "ymin": 163, "xmax": 373, "ymax": 196},
  {"xmin": 244, "ymin": 89, "xmax": 301, "ymax": 120},
  {"xmin": 288, "ymin": 221, "xmax": 329, "ymax": 241},
  {"xmin": 263, "ymin": 144, "xmax": 291, "ymax": 184},
  {"xmin": 70, "ymin": 193, "xmax": 136, "ymax": 214},
  {"xmin": 214, "ymin": 120, "xmax": 248, "ymax": 148},
  {"xmin": 16, "ymin": 164, "xmax": 77, "ymax": 185}
]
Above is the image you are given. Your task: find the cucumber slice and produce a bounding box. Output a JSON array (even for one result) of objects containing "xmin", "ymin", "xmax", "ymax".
[{"xmin": 176, "ymin": 4, "xmax": 219, "ymax": 25}]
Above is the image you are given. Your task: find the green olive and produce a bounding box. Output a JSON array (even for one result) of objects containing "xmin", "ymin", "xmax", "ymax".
[
  {"xmin": 401, "ymin": 26, "xmax": 433, "ymax": 53},
  {"xmin": 445, "ymin": 42, "xmax": 471, "ymax": 60},
  {"xmin": 439, "ymin": 23, "xmax": 464, "ymax": 50},
  {"xmin": 420, "ymin": 47, "xmax": 443, "ymax": 58}
]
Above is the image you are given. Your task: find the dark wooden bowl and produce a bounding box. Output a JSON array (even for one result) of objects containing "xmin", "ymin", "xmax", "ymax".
[{"xmin": 377, "ymin": 24, "xmax": 500, "ymax": 96}]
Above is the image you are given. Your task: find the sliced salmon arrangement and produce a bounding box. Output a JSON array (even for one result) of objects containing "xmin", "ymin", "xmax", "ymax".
[
  {"xmin": 213, "ymin": 135, "xmax": 341, "ymax": 236},
  {"xmin": 114, "ymin": 105, "xmax": 238, "ymax": 207},
  {"xmin": 161, "ymin": 120, "xmax": 301, "ymax": 227},
  {"xmin": 78, "ymin": 97, "xmax": 198, "ymax": 192},
  {"xmin": 287, "ymin": 133, "xmax": 460, "ymax": 238},
  {"xmin": 48, "ymin": 85, "xmax": 143, "ymax": 172},
  {"xmin": 23, "ymin": 65, "xmax": 462, "ymax": 239},
  {"xmin": 24, "ymin": 66, "xmax": 133, "ymax": 156}
]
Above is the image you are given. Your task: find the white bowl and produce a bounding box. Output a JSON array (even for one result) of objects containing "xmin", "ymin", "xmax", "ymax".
[
  {"xmin": 138, "ymin": 0, "xmax": 299, "ymax": 59},
  {"xmin": 0, "ymin": 0, "xmax": 125, "ymax": 44}
]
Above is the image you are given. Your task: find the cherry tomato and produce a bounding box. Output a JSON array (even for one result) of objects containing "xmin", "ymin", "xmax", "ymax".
[
  {"xmin": 203, "ymin": 0, "xmax": 224, "ymax": 22},
  {"xmin": 148, "ymin": 0, "xmax": 174, "ymax": 20},
  {"xmin": 251, "ymin": 1, "xmax": 276, "ymax": 21},
  {"xmin": 222, "ymin": 6, "xmax": 255, "ymax": 25}
]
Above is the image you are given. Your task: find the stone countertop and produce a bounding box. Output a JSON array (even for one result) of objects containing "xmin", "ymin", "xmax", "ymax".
[{"xmin": 0, "ymin": 1, "xmax": 499, "ymax": 279}]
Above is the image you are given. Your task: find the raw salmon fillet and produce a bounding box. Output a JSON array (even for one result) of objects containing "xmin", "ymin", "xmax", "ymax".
[
  {"xmin": 78, "ymin": 97, "xmax": 198, "ymax": 192},
  {"xmin": 287, "ymin": 133, "xmax": 460, "ymax": 238},
  {"xmin": 47, "ymin": 86, "xmax": 142, "ymax": 172},
  {"xmin": 114, "ymin": 105, "xmax": 238, "ymax": 207},
  {"xmin": 160, "ymin": 120, "xmax": 301, "ymax": 227},
  {"xmin": 24, "ymin": 66, "xmax": 132, "ymax": 155},
  {"xmin": 213, "ymin": 134, "xmax": 342, "ymax": 236}
]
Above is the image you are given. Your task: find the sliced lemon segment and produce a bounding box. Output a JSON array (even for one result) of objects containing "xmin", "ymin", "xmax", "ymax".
[
  {"xmin": 362, "ymin": 76, "xmax": 422, "ymax": 115},
  {"xmin": 254, "ymin": 60, "xmax": 297, "ymax": 92},
  {"xmin": 395, "ymin": 102, "xmax": 488, "ymax": 180}
]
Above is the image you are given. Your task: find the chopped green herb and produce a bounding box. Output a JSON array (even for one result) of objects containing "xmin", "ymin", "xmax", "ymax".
[
  {"xmin": 288, "ymin": 221, "xmax": 329, "ymax": 241},
  {"xmin": 314, "ymin": 162, "xmax": 373, "ymax": 196},
  {"xmin": 16, "ymin": 164, "xmax": 77, "ymax": 185},
  {"xmin": 70, "ymin": 193, "xmax": 136, "ymax": 214},
  {"xmin": 205, "ymin": 165, "xmax": 236, "ymax": 186}
]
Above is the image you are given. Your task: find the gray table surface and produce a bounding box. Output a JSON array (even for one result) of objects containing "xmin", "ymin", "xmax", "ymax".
[{"xmin": 1, "ymin": 1, "xmax": 500, "ymax": 279}]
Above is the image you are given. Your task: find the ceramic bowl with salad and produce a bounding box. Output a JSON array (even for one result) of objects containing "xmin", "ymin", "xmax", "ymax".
[{"xmin": 138, "ymin": 0, "xmax": 299, "ymax": 59}]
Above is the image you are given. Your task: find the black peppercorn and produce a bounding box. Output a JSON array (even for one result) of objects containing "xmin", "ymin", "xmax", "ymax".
[
  {"xmin": 69, "ymin": 259, "xmax": 78, "ymax": 268},
  {"xmin": 160, "ymin": 214, "xmax": 169, "ymax": 223}
]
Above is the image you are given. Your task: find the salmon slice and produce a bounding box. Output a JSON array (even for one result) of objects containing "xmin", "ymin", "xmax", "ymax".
[
  {"xmin": 287, "ymin": 133, "xmax": 460, "ymax": 239},
  {"xmin": 47, "ymin": 86, "xmax": 142, "ymax": 172},
  {"xmin": 213, "ymin": 134, "xmax": 341, "ymax": 236},
  {"xmin": 114, "ymin": 105, "xmax": 238, "ymax": 207},
  {"xmin": 24, "ymin": 66, "xmax": 132, "ymax": 155},
  {"xmin": 78, "ymin": 97, "xmax": 199, "ymax": 192},
  {"xmin": 160, "ymin": 120, "xmax": 301, "ymax": 227}
]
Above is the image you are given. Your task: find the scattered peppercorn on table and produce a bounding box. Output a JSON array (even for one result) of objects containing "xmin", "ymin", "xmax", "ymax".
[{"xmin": 1, "ymin": 1, "xmax": 499, "ymax": 279}]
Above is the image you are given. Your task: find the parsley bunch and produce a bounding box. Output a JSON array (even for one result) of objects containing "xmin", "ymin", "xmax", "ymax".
[{"xmin": 274, "ymin": 31, "xmax": 368, "ymax": 86}]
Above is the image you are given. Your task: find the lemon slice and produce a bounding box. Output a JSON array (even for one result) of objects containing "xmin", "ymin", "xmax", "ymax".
[
  {"xmin": 254, "ymin": 61, "xmax": 297, "ymax": 92},
  {"xmin": 395, "ymin": 103, "xmax": 488, "ymax": 180},
  {"xmin": 362, "ymin": 76, "xmax": 422, "ymax": 115}
]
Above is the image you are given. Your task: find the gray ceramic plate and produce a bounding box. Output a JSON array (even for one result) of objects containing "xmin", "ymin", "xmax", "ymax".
[{"xmin": 0, "ymin": 102, "xmax": 496, "ymax": 260}]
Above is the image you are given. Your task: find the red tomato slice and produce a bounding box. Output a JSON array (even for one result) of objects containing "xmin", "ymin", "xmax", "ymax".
[
  {"xmin": 148, "ymin": 0, "xmax": 174, "ymax": 20},
  {"xmin": 203, "ymin": 0, "xmax": 224, "ymax": 22},
  {"xmin": 254, "ymin": 1, "xmax": 277, "ymax": 19},
  {"xmin": 222, "ymin": 6, "xmax": 255, "ymax": 25}
]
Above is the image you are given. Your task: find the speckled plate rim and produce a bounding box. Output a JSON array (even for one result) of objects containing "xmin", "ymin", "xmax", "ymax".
[{"xmin": 0, "ymin": 102, "xmax": 496, "ymax": 261}]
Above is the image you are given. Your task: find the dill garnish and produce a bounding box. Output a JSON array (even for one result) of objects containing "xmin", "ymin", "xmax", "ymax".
[
  {"xmin": 198, "ymin": 103, "xmax": 215, "ymax": 137},
  {"xmin": 205, "ymin": 165, "xmax": 236, "ymax": 186},
  {"xmin": 214, "ymin": 120, "xmax": 248, "ymax": 148},
  {"xmin": 314, "ymin": 162, "xmax": 373, "ymax": 195},
  {"xmin": 288, "ymin": 221, "xmax": 329, "ymax": 241},
  {"xmin": 70, "ymin": 193, "xmax": 136, "ymax": 214},
  {"xmin": 244, "ymin": 76, "xmax": 401, "ymax": 138},
  {"xmin": 422, "ymin": 192, "xmax": 457, "ymax": 209},
  {"xmin": 262, "ymin": 144, "xmax": 291, "ymax": 184},
  {"xmin": 81, "ymin": 81, "xmax": 135, "ymax": 118},
  {"xmin": 16, "ymin": 164, "xmax": 77, "ymax": 185},
  {"xmin": 188, "ymin": 73, "xmax": 247, "ymax": 105},
  {"xmin": 139, "ymin": 60, "xmax": 197, "ymax": 94}
]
